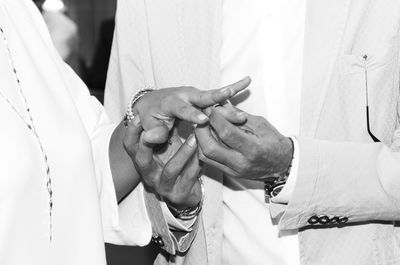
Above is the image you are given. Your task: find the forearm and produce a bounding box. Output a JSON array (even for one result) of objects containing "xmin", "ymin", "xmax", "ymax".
[{"xmin": 109, "ymin": 121, "xmax": 141, "ymax": 202}]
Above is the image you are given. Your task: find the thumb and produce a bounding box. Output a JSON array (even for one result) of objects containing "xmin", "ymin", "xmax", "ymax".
[{"xmin": 123, "ymin": 116, "xmax": 143, "ymax": 155}]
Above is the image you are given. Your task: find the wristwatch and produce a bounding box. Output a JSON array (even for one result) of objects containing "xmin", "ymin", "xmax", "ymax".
[
  {"xmin": 167, "ymin": 178, "xmax": 205, "ymax": 221},
  {"xmin": 264, "ymin": 137, "xmax": 295, "ymax": 203}
]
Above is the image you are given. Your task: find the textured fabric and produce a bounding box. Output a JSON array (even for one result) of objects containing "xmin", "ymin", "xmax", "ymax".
[
  {"xmin": 0, "ymin": 0, "xmax": 152, "ymax": 264},
  {"xmin": 220, "ymin": 0, "xmax": 304, "ymax": 264},
  {"xmin": 105, "ymin": 0, "xmax": 400, "ymax": 264},
  {"xmin": 105, "ymin": 0, "xmax": 206, "ymax": 261}
]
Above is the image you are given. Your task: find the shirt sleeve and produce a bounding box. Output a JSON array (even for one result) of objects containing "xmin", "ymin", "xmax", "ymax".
[
  {"xmin": 160, "ymin": 202, "xmax": 197, "ymax": 232},
  {"xmin": 60, "ymin": 61, "xmax": 152, "ymax": 246},
  {"xmin": 271, "ymin": 137, "xmax": 299, "ymax": 204}
]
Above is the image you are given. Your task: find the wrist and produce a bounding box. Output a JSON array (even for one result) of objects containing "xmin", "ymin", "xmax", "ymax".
[
  {"xmin": 124, "ymin": 87, "xmax": 157, "ymax": 125},
  {"xmin": 264, "ymin": 137, "xmax": 295, "ymax": 201},
  {"xmin": 279, "ymin": 137, "xmax": 294, "ymax": 174},
  {"xmin": 165, "ymin": 178, "xmax": 205, "ymax": 220}
]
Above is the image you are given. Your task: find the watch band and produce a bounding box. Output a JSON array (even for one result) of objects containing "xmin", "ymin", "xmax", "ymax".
[{"xmin": 264, "ymin": 137, "xmax": 295, "ymax": 203}]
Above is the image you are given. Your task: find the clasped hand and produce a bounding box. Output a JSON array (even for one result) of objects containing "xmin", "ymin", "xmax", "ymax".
[
  {"xmin": 123, "ymin": 78, "xmax": 251, "ymax": 210},
  {"xmin": 195, "ymin": 105, "xmax": 293, "ymax": 181},
  {"xmin": 123, "ymin": 77, "xmax": 293, "ymax": 211}
]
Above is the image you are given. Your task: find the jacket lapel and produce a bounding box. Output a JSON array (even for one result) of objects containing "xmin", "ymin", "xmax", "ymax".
[{"xmin": 300, "ymin": 0, "xmax": 352, "ymax": 136}]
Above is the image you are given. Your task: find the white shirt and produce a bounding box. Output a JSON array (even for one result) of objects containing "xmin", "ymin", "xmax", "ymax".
[
  {"xmin": 0, "ymin": 1, "xmax": 151, "ymax": 264},
  {"xmin": 221, "ymin": 0, "xmax": 306, "ymax": 264}
]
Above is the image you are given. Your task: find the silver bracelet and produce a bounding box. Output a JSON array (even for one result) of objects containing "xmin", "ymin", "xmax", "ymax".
[{"xmin": 124, "ymin": 87, "xmax": 157, "ymax": 126}]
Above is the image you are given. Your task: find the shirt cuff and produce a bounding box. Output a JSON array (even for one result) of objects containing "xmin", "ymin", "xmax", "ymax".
[
  {"xmin": 161, "ymin": 202, "xmax": 197, "ymax": 232},
  {"xmin": 271, "ymin": 137, "xmax": 299, "ymax": 204},
  {"xmin": 93, "ymin": 124, "xmax": 152, "ymax": 246}
]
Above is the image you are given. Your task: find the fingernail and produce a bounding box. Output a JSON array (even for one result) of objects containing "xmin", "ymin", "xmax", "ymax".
[
  {"xmin": 187, "ymin": 134, "xmax": 197, "ymax": 147},
  {"xmin": 238, "ymin": 112, "xmax": 248, "ymax": 119},
  {"xmin": 221, "ymin": 87, "xmax": 231, "ymax": 95},
  {"xmin": 133, "ymin": 115, "xmax": 141, "ymax": 126},
  {"xmin": 197, "ymin": 113, "xmax": 209, "ymax": 122}
]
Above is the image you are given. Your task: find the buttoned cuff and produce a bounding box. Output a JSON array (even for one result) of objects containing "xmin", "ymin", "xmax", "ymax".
[{"xmin": 271, "ymin": 137, "xmax": 299, "ymax": 204}]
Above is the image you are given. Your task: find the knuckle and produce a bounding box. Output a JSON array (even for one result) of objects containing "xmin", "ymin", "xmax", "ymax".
[
  {"xmin": 162, "ymin": 165, "xmax": 176, "ymax": 179},
  {"xmin": 134, "ymin": 154, "xmax": 148, "ymax": 169},
  {"xmin": 219, "ymin": 127, "xmax": 232, "ymax": 140},
  {"xmin": 202, "ymin": 144, "xmax": 216, "ymax": 158},
  {"xmin": 156, "ymin": 185, "xmax": 169, "ymax": 197},
  {"xmin": 161, "ymin": 97, "xmax": 174, "ymax": 109},
  {"xmin": 198, "ymin": 150, "xmax": 207, "ymax": 161},
  {"xmin": 123, "ymin": 140, "xmax": 134, "ymax": 155},
  {"xmin": 167, "ymin": 193, "xmax": 181, "ymax": 204},
  {"xmin": 248, "ymin": 145, "xmax": 262, "ymax": 161},
  {"xmin": 143, "ymin": 178, "xmax": 157, "ymax": 189},
  {"xmin": 180, "ymin": 104, "xmax": 192, "ymax": 113}
]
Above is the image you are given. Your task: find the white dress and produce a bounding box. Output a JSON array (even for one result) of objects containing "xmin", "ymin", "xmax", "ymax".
[{"xmin": 0, "ymin": 0, "xmax": 151, "ymax": 264}]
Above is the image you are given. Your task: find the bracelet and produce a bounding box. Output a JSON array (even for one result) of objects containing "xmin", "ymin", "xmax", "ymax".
[
  {"xmin": 124, "ymin": 87, "xmax": 157, "ymax": 126},
  {"xmin": 264, "ymin": 137, "xmax": 295, "ymax": 203},
  {"xmin": 167, "ymin": 177, "xmax": 205, "ymax": 221}
]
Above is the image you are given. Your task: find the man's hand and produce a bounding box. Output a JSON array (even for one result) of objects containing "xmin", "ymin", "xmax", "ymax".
[
  {"xmin": 195, "ymin": 106, "xmax": 293, "ymax": 181},
  {"xmin": 134, "ymin": 77, "xmax": 251, "ymax": 145},
  {"xmin": 124, "ymin": 117, "xmax": 202, "ymax": 209}
]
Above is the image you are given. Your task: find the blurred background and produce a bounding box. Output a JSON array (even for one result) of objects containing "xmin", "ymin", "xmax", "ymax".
[{"xmin": 33, "ymin": 0, "xmax": 159, "ymax": 264}]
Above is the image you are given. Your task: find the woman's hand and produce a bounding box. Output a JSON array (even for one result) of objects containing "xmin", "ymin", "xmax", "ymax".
[
  {"xmin": 134, "ymin": 77, "xmax": 251, "ymax": 145},
  {"xmin": 124, "ymin": 117, "xmax": 202, "ymax": 209}
]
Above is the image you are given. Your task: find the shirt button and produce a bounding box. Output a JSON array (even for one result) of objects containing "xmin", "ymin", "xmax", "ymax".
[
  {"xmin": 151, "ymin": 235, "xmax": 164, "ymax": 247},
  {"xmin": 319, "ymin": 216, "xmax": 330, "ymax": 224},
  {"xmin": 157, "ymin": 238, "xmax": 164, "ymax": 247},
  {"xmin": 330, "ymin": 217, "xmax": 340, "ymax": 224},
  {"xmin": 308, "ymin": 216, "xmax": 319, "ymax": 225}
]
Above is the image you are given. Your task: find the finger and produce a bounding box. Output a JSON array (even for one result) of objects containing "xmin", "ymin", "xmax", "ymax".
[
  {"xmin": 161, "ymin": 134, "xmax": 198, "ymax": 187},
  {"xmin": 142, "ymin": 124, "xmax": 170, "ymax": 145},
  {"xmin": 189, "ymin": 77, "xmax": 251, "ymax": 108},
  {"xmin": 162, "ymin": 98, "xmax": 210, "ymax": 125},
  {"xmin": 123, "ymin": 116, "xmax": 143, "ymax": 156},
  {"xmin": 162, "ymin": 150, "xmax": 202, "ymax": 209},
  {"xmin": 177, "ymin": 150, "xmax": 201, "ymax": 188},
  {"xmin": 198, "ymin": 147, "xmax": 239, "ymax": 177},
  {"xmin": 135, "ymin": 135, "xmax": 162, "ymax": 187},
  {"xmin": 195, "ymin": 124, "xmax": 244, "ymax": 170},
  {"xmin": 171, "ymin": 152, "xmax": 203, "ymax": 207},
  {"xmin": 214, "ymin": 104, "xmax": 248, "ymax": 124},
  {"xmin": 209, "ymin": 108, "xmax": 253, "ymax": 152},
  {"xmin": 155, "ymin": 128, "xmax": 183, "ymax": 163}
]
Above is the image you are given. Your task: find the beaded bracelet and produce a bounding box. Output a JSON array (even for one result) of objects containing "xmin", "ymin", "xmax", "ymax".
[{"xmin": 124, "ymin": 87, "xmax": 157, "ymax": 126}]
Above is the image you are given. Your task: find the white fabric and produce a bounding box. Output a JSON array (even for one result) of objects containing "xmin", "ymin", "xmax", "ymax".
[
  {"xmin": 0, "ymin": 1, "xmax": 151, "ymax": 264},
  {"xmin": 161, "ymin": 201, "xmax": 196, "ymax": 232},
  {"xmin": 272, "ymin": 137, "xmax": 299, "ymax": 204},
  {"xmin": 221, "ymin": 0, "xmax": 305, "ymax": 264}
]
